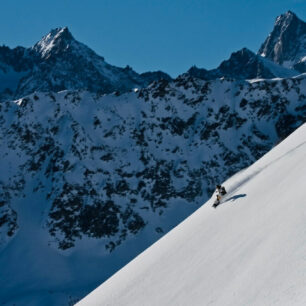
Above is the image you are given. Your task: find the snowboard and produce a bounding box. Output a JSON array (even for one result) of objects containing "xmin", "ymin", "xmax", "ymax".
[
  {"xmin": 212, "ymin": 196, "xmax": 224, "ymax": 208},
  {"xmin": 212, "ymin": 202, "xmax": 220, "ymax": 208}
]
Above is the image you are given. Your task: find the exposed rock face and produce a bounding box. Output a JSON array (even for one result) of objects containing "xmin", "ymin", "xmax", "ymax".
[
  {"xmin": 186, "ymin": 48, "xmax": 299, "ymax": 81},
  {"xmin": 258, "ymin": 11, "xmax": 306, "ymax": 72},
  {"xmin": 0, "ymin": 75, "xmax": 305, "ymax": 251},
  {"xmin": 0, "ymin": 27, "xmax": 172, "ymax": 101},
  {"xmin": 187, "ymin": 48, "xmax": 275, "ymax": 80},
  {"xmin": 1, "ymin": 10, "xmax": 305, "ymax": 104},
  {"xmin": 140, "ymin": 70, "xmax": 173, "ymax": 84},
  {"xmin": 0, "ymin": 11, "xmax": 306, "ymax": 306},
  {"xmin": 186, "ymin": 12, "xmax": 306, "ymax": 80}
]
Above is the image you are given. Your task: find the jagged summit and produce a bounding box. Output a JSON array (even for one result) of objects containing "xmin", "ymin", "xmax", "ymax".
[
  {"xmin": 0, "ymin": 11, "xmax": 306, "ymax": 306},
  {"xmin": 32, "ymin": 27, "xmax": 73, "ymax": 57},
  {"xmin": 1, "ymin": 11, "xmax": 304, "ymax": 100},
  {"xmin": 219, "ymin": 47, "xmax": 299, "ymax": 79},
  {"xmin": 184, "ymin": 47, "xmax": 297, "ymax": 81},
  {"xmin": 183, "ymin": 11, "xmax": 305, "ymax": 81},
  {"xmin": 217, "ymin": 47, "xmax": 271, "ymax": 79},
  {"xmin": 31, "ymin": 27, "xmax": 99, "ymax": 60},
  {"xmin": 184, "ymin": 48, "xmax": 263, "ymax": 81},
  {"xmin": 275, "ymin": 10, "xmax": 298, "ymax": 27},
  {"xmin": 0, "ymin": 27, "xmax": 171, "ymax": 100},
  {"xmin": 258, "ymin": 11, "xmax": 306, "ymax": 71},
  {"xmin": 39, "ymin": 27, "xmax": 73, "ymax": 44}
]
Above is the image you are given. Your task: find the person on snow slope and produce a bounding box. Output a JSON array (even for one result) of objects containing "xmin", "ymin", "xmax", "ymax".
[{"xmin": 213, "ymin": 184, "xmax": 227, "ymax": 207}]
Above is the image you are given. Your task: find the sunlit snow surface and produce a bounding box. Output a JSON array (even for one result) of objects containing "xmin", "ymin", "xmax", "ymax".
[
  {"xmin": 79, "ymin": 123, "xmax": 306, "ymax": 306},
  {"xmin": 0, "ymin": 74, "xmax": 305, "ymax": 305}
]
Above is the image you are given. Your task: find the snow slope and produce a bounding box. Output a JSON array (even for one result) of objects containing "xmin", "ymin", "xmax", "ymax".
[
  {"xmin": 1, "ymin": 73, "xmax": 305, "ymax": 306},
  {"xmin": 78, "ymin": 123, "xmax": 306, "ymax": 306}
]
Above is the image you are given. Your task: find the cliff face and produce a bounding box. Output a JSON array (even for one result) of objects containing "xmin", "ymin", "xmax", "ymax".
[
  {"xmin": 1, "ymin": 11, "xmax": 306, "ymax": 306},
  {"xmin": 259, "ymin": 11, "xmax": 306, "ymax": 72},
  {"xmin": 1, "ymin": 75, "xmax": 305, "ymax": 254}
]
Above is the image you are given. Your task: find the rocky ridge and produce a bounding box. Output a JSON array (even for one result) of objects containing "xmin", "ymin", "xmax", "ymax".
[
  {"xmin": 259, "ymin": 11, "xmax": 306, "ymax": 72},
  {"xmin": 0, "ymin": 27, "xmax": 171, "ymax": 102},
  {"xmin": 1, "ymin": 74, "xmax": 305, "ymax": 252},
  {"xmin": 186, "ymin": 47, "xmax": 299, "ymax": 81},
  {"xmin": 186, "ymin": 11, "xmax": 306, "ymax": 80},
  {"xmin": 1, "ymin": 10, "xmax": 306, "ymax": 306}
]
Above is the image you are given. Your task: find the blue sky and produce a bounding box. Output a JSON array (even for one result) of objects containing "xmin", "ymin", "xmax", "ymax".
[{"xmin": 0, "ymin": 0, "xmax": 305, "ymax": 77}]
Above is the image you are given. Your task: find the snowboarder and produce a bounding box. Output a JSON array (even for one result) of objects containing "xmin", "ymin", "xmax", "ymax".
[{"xmin": 213, "ymin": 184, "xmax": 227, "ymax": 208}]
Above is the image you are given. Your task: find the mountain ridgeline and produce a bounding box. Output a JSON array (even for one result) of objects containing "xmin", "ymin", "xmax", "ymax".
[
  {"xmin": 187, "ymin": 11, "xmax": 306, "ymax": 80},
  {"xmin": 0, "ymin": 27, "xmax": 172, "ymax": 102},
  {"xmin": 0, "ymin": 10, "xmax": 306, "ymax": 306},
  {"xmin": 0, "ymin": 11, "xmax": 305, "ymax": 102},
  {"xmin": 259, "ymin": 10, "xmax": 306, "ymax": 71},
  {"xmin": 1, "ymin": 75, "xmax": 306, "ymax": 251}
]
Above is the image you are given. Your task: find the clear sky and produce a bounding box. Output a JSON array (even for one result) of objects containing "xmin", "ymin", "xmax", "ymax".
[{"xmin": 0, "ymin": 0, "xmax": 305, "ymax": 77}]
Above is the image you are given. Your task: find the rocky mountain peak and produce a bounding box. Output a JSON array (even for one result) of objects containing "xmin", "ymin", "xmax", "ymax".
[
  {"xmin": 219, "ymin": 48, "xmax": 255, "ymax": 68},
  {"xmin": 258, "ymin": 11, "xmax": 306, "ymax": 70},
  {"xmin": 214, "ymin": 47, "xmax": 277, "ymax": 79},
  {"xmin": 275, "ymin": 10, "xmax": 297, "ymax": 26},
  {"xmin": 0, "ymin": 27, "xmax": 172, "ymax": 100},
  {"xmin": 31, "ymin": 27, "xmax": 76, "ymax": 59},
  {"xmin": 184, "ymin": 12, "xmax": 305, "ymax": 82},
  {"xmin": 183, "ymin": 45, "xmax": 297, "ymax": 81}
]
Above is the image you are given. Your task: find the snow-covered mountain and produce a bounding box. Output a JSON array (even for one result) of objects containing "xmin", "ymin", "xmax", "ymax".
[
  {"xmin": 0, "ymin": 73, "xmax": 305, "ymax": 305},
  {"xmin": 186, "ymin": 47, "xmax": 299, "ymax": 80},
  {"xmin": 1, "ymin": 10, "xmax": 305, "ymax": 104},
  {"xmin": 78, "ymin": 121, "xmax": 306, "ymax": 306},
  {"xmin": 1, "ymin": 10, "xmax": 306, "ymax": 306},
  {"xmin": 186, "ymin": 11, "xmax": 306, "ymax": 80},
  {"xmin": 259, "ymin": 11, "xmax": 306, "ymax": 72},
  {"xmin": 0, "ymin": 27, "xmax": 171, "ymax": 101}
]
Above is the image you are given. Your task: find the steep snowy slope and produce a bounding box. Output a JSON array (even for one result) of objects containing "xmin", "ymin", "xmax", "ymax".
[
  {"xmin": 0, "ymin": 74, "xmax": 306, "ymax": 305},
  {"xmin": 79, "ymin": 122, "xmax": 306, "ymax": 306}
]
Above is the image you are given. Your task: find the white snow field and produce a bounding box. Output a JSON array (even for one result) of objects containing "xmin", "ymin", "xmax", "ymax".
[{"xmin": 78, "ymin": 123, "xmax": 306, "ymax": 306}]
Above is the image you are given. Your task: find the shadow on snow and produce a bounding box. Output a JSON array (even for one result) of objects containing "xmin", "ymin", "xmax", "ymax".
[
  {"xmin": 225, "ymin": 194, "xmax": 247, "ymax": 202},
  {"xmin": 213, "ymin": 193, "xmax": 247, "ymax": 208}
]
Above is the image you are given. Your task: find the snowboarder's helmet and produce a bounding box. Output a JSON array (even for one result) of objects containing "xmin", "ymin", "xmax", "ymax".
[{"xmin": 216, "ymin": 185, "xmax": 221, "ymax": 189}]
